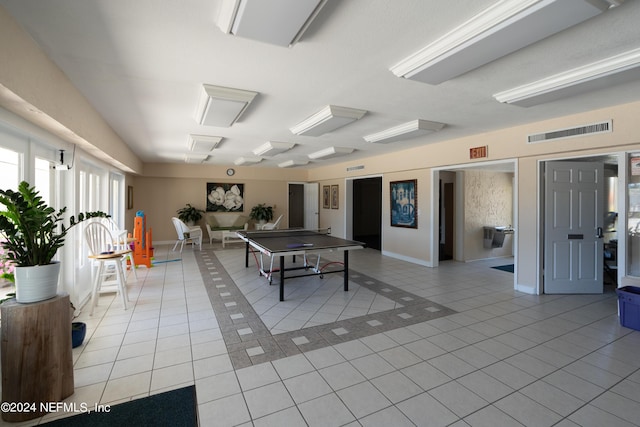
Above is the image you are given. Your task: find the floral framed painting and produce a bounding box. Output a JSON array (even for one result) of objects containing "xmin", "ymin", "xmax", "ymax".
[
  {"xmin": 331, "ymin": 185, "xmax": 339, "ymax": 209},
  {"xmin": 390, "ymin": 179, "xmax": 417, "ymax": 228},
  {"xmin": 206, "ymin": 183, "xmax": 244, "ymax": 212},
  {"xmin": 323, "ymin": 185, "xmax": 330, "ymax": 209}
]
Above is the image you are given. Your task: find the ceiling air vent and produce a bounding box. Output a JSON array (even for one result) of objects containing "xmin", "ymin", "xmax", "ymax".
[
  {"xmin": 527, "ymin": 120, "xmax": 612, "ymax": 144},
  {"xmin": 347, "ymin": 165, "xmax": 365, "ymax": 172}
]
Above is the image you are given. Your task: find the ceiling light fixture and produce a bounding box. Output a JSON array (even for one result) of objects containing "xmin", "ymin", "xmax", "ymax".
[
  {"xmin": 308, "ymin": 146, "xmax": 354, "ymax": 160},
  {"xmin": 234, "ymin": 156, "xmax": 263, "ymax": 165},
  {"xmin": 390, "ymin": 0, "xmax": 613, "ymax": 85},
  {"xmin": 493, "ymin": 47, "xmax": 640, "ymax": 107},
  {"xmin": 188, "ymin": 135, "xmax": 223, "ymax": 152},
  {"xmin": 184, "ymin": 154, "xmax": 209, "ymax": 163},
  {"xmin": 194, "ymin": 84, "xmax": 258, "ymax": 127},
  {"xmin": 364, "ymin": 119, "xmax": 446, "ymax": 143},
  {"xmin": 278, "ymin": 159, "xmax": 309, "ymax": 168},
  {"xmin": 290, "ymin": 105, "xmax": 367, "ymax": 136},
  {"xmin": 216, "ymin": 0, "xmax": 328, "ymax": 47},
  {"xmin": 252, "ymin": 141, "xmax": 295, "ymax": 157}
]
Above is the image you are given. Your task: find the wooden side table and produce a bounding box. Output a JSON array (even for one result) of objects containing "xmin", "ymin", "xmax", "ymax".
[{"xmin": 1, "ymin": 293, "xmax": 74, "ymax": 422}]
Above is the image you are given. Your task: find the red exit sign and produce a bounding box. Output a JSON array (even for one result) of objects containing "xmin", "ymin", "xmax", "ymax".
[{"xmin": 470, "ymin": 145, "xmax": 488, "ymax": 159}]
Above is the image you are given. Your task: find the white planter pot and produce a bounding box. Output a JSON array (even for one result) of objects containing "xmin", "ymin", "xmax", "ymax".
[{"xmin": 14, "ymin": 262, "xmax": 60, "ymax": 303}]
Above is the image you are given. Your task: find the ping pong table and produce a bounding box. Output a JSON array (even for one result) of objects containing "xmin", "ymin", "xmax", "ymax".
[{"xmin": 236, "ymin": 228, "xmax": 365, "ymax": 301}]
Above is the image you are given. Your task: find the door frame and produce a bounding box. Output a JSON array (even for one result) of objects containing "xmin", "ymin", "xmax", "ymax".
[
  {"xmin": 431, "ymin": 159, "xmax": 518, "ymax": 272},
  {"xmin": 538, "ymin": 152, "xmax": 627, "ymax": 294}
]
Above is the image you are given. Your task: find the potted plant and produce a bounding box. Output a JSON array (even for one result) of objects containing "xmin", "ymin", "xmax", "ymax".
[
  {"xmin": 249, "ymin": 203, "xmax": 274, "ymax": 226},
  {"xmin": 177, "ymin": 203, "xmax": 204, "ymax": 226},
  {"xmin": 0, "ymin": 181, "xmax": 109, "ymax": 303}
]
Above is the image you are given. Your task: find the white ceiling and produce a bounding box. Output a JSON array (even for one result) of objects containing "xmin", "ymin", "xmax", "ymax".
[{"xmin": 2, "ymin": 0, "xmax": 640, "ymax": 169}]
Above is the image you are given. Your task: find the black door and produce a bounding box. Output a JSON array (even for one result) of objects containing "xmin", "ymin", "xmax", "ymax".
[
  {"xmin": 353, "ymin": 177, "xmax": 382, "ymax": 250},
  {"xmin": 288, "ymin": 183, "xmax": 304, "ymax": 228}
]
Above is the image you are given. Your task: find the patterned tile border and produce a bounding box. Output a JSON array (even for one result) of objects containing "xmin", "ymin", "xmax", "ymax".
[{"xmin": 196, "ymin": 249, "xmax": 456, "ymax": 369}]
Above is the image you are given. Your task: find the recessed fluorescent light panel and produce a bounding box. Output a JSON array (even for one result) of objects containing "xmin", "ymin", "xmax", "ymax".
[
  {"xmin": 184, "ymin": 154, "xmax": 209, "ymax": 163},
  {"xmin": 364, "ymin": 119, "xmax": 446, "ymax": 143},
  {"xmin": 493, "ymin": 47, "xmax": 640, "ymax": 107},
  {"xmin": 188, "ymin": 135, "xmax": 223, "ymax": 152},
  {"xmin": 217, "ymin": 0, "xmax": 328, "ymax": 47},
  {"xmin": 278, "ymin": 159, "xmax": 309, "ymax": 168},
  {"xmin": 252, "ymin": 141, "xmax": 295, "ymax": 157},
  {"xmin": 390, "ymin": 0, "xmax": 612, "ymax": 85},
  {"xmin": 234, "ymin": 156, "xmax": 263, "ymax": 165},
  {"xmin": 290, "ymin": 105, "xmax": 367, "ymax": 136},
  {"xmin": 195, "ymin": 84, "xmax": 258, "ymax": 127},
  {"xmin": 308, "ymin": 146, "xmax": 354, "ymax": 160}
]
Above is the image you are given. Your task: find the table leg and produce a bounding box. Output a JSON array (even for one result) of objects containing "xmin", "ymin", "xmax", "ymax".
[
  {"xmin": 344, "ymin": 250, "xmax": 349, "ymax": 292},
  {"xmin": 280, "ymin": 255, "xmax": 285, "ymax": 301},
  {"xmin": 245, "ymin": 241, "xmax": 249, "ymax": 267}
]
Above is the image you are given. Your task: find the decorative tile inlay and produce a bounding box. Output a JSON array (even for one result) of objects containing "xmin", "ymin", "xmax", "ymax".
[
  {"xmin": 195, "ymin": 249, "xmax": 456, "ymax": 369},
  {"xmin": 246, "ymin": 346, "xmax": 264, "ymax": 357},
  {"xmin": 292, "ymin": 336, "xmax": 310, "ymax": 345}
]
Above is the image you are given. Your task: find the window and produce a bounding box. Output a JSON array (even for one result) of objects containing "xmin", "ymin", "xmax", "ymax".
[
  {"xmin": 628, "ymin": 154, "xmax": 640, "ymax": 276},
  {"xmin": 109, "ymin": 173, "xmax": 125, "ymax": 228},
  {"xmin": 34, "ymin": 157, "xmax": 52, "ymax": 206},
  {"xmin": 0, "ymin": 146, "xmax": 20, "ymax": 190}
]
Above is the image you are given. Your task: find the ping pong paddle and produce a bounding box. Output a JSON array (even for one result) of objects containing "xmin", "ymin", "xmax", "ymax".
[{"xmin": 286, "ymin": 243, "xmax": 313, "ymax": 248}]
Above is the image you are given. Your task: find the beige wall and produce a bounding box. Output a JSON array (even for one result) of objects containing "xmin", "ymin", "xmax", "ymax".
[{"xmin": 130, "ymin": 163, "xmax": 307, "ymax": 242}]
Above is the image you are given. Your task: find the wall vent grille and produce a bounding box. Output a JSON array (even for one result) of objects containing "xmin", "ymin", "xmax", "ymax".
[
  {"xmin": 527, "ymin": 120, "xmax": 612, "ymax": 144},
  {"xmin": 346, "ymin": 165, "xmax": 365, "ymax": 171}
]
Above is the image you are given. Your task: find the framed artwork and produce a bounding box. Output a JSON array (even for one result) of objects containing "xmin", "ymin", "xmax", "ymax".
[
  {"xmin": 206, "ymin": 182, "xmax": 244, "ymax": 212},
  {"xmin": 323, "ymin": 185, "xmax": 330, "ymax": 209},
  {"xmin": 390, "ymin": 179, "xmax": 417, "ymax": 228},
  {"xmin": 331, "ymin": 185, "xmax": 339, "ymax": 209},
  {"xmin": 127, "ymin": 186, "xmax": 133, "ymax": 210}
]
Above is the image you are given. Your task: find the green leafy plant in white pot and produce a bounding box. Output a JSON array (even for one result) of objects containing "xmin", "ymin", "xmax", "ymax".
[
  {"xmin": 249, "ymin": 203, "xmax": 274, "ymax": 227},
  {"xmin": 177, "ymin": 203, "xmax": 204, "ymax": 226},
  {"xmin": 0, "ymin": 181, "xmax": 109, "ymax": 303}
]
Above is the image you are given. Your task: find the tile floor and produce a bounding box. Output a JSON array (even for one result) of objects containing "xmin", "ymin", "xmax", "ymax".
[{"xmin": 4, "ymin": 241, "xmax": 640, "ymax": 426}]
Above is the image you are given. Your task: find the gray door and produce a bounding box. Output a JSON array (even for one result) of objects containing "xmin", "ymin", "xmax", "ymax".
[{"xmin": 544, "ymin": 161, "xmax": 604, "ymax": 293}]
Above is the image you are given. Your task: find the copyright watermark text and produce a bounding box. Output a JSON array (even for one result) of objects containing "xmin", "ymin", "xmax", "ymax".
[{"xmin": 1, "ymin": 401, "xmax": 111, "ymax": 414}]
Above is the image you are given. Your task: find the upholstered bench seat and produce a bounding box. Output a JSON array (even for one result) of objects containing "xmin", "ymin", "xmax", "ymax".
[{"xmin": 205, "ymin": 213, "xmax": 248, "ymax": 248}]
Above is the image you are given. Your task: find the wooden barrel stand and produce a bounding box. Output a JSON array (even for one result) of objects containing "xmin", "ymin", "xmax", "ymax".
[{"xmin": 1, "ymin": 293, "xmax": 74, "ymax": 422}]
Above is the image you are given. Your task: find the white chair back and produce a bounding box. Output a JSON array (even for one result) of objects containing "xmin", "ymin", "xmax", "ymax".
[
  {"xmin": 171, "ymin": 217, "xmax": 203, "ymax": 251},
  {"xmin": 262, "ymin": 214, "xmax": 283, "ymax": 230},
  {"xmin": 85, "ymin": 221, "xmax": 116, "ymax": 255},
  {"xmin": 172, "ymin": 217, "xmax": 188, "ymax": 240}
]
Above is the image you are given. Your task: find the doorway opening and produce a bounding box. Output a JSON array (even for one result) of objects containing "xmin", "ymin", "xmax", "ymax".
[
  {"xmin": 352, "ymin": 177, "xmax": 382, "ymax": 250},
  {"xmin": 289, "ymin": 183, "xmax": 304, "ymax": 228},
  {"xmin": 288, "ymin": 182, "xmax": 319, "ymax": 230}
]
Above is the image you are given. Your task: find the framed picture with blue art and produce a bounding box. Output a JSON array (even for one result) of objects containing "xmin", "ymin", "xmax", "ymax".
[
  {"xmin": 390, "ymin": 179, "xmax": 417, "ymax": 228},
  {"xmin": 206, "ymin": 182, "xmax": 244, "ymax": 212}
]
